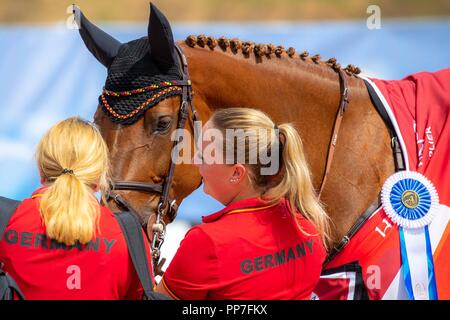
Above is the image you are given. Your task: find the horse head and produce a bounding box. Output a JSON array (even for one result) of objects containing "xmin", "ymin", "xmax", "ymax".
[{"xmin": 76, "ymin": 4, "xmax": 202, "ymax": 241}]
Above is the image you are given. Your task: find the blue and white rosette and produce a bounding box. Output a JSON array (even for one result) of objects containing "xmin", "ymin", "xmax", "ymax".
[
  {"xmin": 381, "ymin": 171, "xmax": 439, "ymax": 300},
  {"xmin": 382, "ymin": 171, "xmax": 439, "ymax": 229}
]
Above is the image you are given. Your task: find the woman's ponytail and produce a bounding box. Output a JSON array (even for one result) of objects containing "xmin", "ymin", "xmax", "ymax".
[
  {"xmin": 39, "ymin": 171, "xmax": 100, "ymax": 246},
  {"xmin": 265, "ymin": 123, "xmax": 331, "ymax": 250}
]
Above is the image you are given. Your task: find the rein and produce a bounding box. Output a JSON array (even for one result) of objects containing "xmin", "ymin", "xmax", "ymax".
[{"xmin": 106, "ymin": 44, "xmax": 198, "ymax": 272}]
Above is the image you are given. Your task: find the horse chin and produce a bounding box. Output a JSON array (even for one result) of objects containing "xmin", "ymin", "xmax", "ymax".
[
  {"xmin": 127, "ymin": 200, "xmax": 179, "ymax": 242},
  {"xmin": 133, "ymin": 199, "xmax": 159, "ymax": 226}
]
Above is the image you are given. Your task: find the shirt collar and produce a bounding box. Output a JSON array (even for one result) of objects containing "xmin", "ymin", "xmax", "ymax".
[
  {"xmin": 31, "ymin": 186, "xmax": 48, "ymax": 198},
  {"xmin": 202, "ymin": 196, "xmax": 284, "ymax": 223},
  {"xmin": 30, "ymin": 186, "xmax": 106, "ymax": 210}
]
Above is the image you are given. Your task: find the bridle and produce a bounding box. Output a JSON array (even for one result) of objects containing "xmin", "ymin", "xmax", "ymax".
[{"xmin": 106, "ymin": 44, "xmax": 199, "ymax": 270}]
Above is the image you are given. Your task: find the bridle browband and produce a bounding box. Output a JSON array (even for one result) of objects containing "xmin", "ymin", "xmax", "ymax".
[{"xmin": 106, "ymin": 44, "xmax": 199, "ymax": 271}]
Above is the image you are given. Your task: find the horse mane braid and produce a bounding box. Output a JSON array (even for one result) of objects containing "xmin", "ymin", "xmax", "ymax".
[{"xmin": 185, "ymin": 35, "xmax": 361, "ymax": 76}]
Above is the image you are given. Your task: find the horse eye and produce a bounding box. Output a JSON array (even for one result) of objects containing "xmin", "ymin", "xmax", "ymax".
[{"xmin": 156, "ymin": 117, "xmax": 172, "ymax": 133}]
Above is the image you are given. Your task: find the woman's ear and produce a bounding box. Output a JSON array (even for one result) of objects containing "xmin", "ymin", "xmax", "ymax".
[{"xmin": 229, "ymin": 164, "xmax": 246, "ymax": 184}]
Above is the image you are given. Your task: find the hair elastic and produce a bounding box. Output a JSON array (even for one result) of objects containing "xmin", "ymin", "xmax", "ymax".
[{"xmin": 61, "ymin": 168, "xmax": 74, "ymax": 175}]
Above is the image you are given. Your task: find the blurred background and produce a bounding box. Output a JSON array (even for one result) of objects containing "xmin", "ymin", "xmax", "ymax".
[{"xmin": 0, "ymin": 0, "xmax": 449, "ymax": 269}]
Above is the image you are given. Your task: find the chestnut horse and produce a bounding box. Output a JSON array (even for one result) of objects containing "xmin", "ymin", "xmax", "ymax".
[{"xmin": 78, "ymin": 5, "xmax": 395, "ymax": 267}]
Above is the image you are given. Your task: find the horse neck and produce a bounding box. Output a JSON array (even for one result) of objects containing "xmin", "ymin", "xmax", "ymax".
[
  {"xmin": 183, "ymin": 43, "xmax": 395, "ymax": 244},
  {"xmin": 183, "ymin": 42, "xmax": 374, "ymax": 185}
]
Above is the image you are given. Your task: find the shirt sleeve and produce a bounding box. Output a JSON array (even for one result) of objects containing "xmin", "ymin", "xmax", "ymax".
[{"xmin": 162, "ymin": 226, "xmax": 218, "ymax": 300}]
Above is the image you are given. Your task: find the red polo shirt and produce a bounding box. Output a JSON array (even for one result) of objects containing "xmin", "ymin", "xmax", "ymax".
[
  {"xmin": 162, "ymin": 197, "xmax": 326, "ymax": 300},
  {"xmin": 0, "ymin": 188, "xmax": 153, "ymax": 300}
]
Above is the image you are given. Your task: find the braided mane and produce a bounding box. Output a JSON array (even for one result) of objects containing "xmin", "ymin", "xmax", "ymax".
[{"xmin": 185, "ymin": 35, "xmax": 361, "ymax": 76}]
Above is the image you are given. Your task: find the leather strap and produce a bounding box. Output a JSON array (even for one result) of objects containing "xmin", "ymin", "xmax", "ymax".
[
  {"xmin": 115, "ymin": 211, "xmax": 170, "ymax": 300},
  {"xmin": 0, "ymin": 196, "xmax": 25, "ymax": 300},
  {"xmin": 0, "ymin": 197, "xmax": 20, "ymax": 240},
  {"xmin": 113, "ymin": 181, "xmax": 163, "ymax": 194},
  {"xmin": 323, "ymin": 198, "xmax": 381, "ymax": 267},
  {"xmin": 0, "ymin": 266, "xmax": 26, "ymax": 300},
  {"xmin": 318, "ymin": 69, "xmax": 350, "ymax": 198}
]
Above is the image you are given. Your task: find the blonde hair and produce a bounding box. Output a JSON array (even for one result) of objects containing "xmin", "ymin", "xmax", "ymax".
[
  {"xmin": 211, "ymin": 108, "xmax": 331, "ymax": 250},
  {"xmin": 36, "ymin": 117, "xmax": 111, "ymax": 246}
]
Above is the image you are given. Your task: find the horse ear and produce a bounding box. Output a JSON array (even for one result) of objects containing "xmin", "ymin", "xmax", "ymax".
[
  {"xmin": 75, "ymin": 5, "xmax": 122, "ymax": 68},
  {"xmin": 148, "ymin": 3, "xmax": 177, "ymax": 69}
]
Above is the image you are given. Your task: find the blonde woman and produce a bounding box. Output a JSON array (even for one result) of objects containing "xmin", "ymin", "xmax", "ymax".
[
  {"xmin": 156, "ymin": 108, "xmax": 330, "ymax": 300},
  {"xmin": 0, "ymin": 117, "xmax": 152, "ymax": 299}
]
